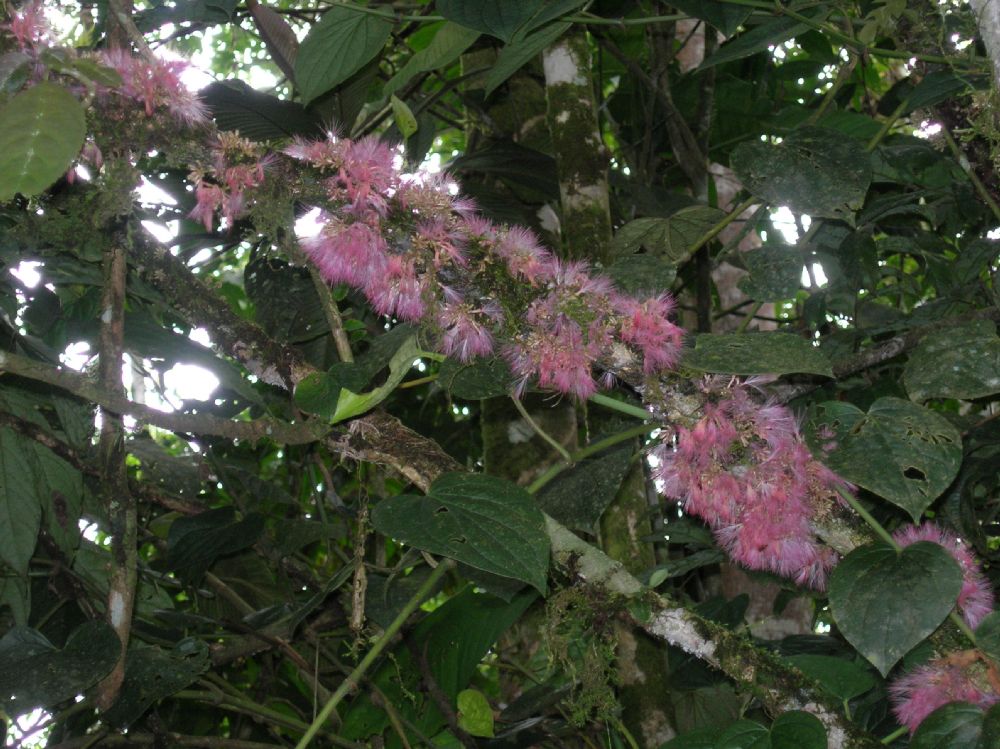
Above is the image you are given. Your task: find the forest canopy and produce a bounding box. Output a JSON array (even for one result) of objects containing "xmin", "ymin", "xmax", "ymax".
[{"xmin": 1, "ymin": 1, "xmax": 1000, "ymax": 748}]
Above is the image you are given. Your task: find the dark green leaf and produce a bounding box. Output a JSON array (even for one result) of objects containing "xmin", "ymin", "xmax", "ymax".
[
  {"xmin": 806, "ymin": 398, "xmax": 963, "ymax": 520},
  {"xmin": 390, "ymin": 94, "xmax": 418, "ymax": 139},
  {"xmin": 646, "ymin": 550, "xmax": 726, "ymax": 588},
  {"xmin": 911, "ymin": 702, "xmax": 985, "ymax": 749},
  {"xmin": 103, "ymin": 639, "xmax": 210, "ymax": 728},
  {"xmin": 484, "ymin": 21, "xmax": 571, "ymax": 96},
  {"xmin": 713, "ymin": 719, "xmax": 768, "ymax": 748},
  {"xmin": 701, "ymin": 16, "xmax": 813, "ymax": 69},
  {"xmin": 166, "ymin": 508, "xmax": 265, "ymax": 583},
  {"xmin": 731, "ymin": 127, "xmax": 871, "ymax": 222},
  {"xmin": 448, "ymin": 141, "xmax": 558, "ymax": 196},
  {"xmin": 770, "ymin": 711, "xmax": 826, "ymax": 749},
  {"xmin": 658, "ymin": 726, "xmax": 720, "ymax": 748},
  {"xmin": 0, "ymin": 575, "xmax": 29, "ymax": 626},
  {"xmin": 201, "ymin": 80, "xmax": 322, "ymax": 139},
  {"xmin": 667, "ymin": 0, "xmax": 751, "ymax": 36},
  {"xmin": 439, "ymin": 356, "xmax": 513, "ymax": 399},
  {"xmin": 683, "ymin": 333, "xmax": 834, "ymax": 377},
  {"xmin": 0, "ymin": 83, "xmax": 86, "ymax": 201},
  {"xmin": 296, "ymin": 6, "xmax": 393, "ymax": 104},
  {"xmin": 903, "ymin": 321, "xmax": 1000, "ymax": 402},
  {"xmin": 975, "ymin": 612, "xmax": 1000, "ymax": 664},
  {"xmin": 371, "ymin": 472, "xmax": 549, "ymax": 592},
  {"xmin": 605, "ymin": 254, "xmax": 677, "ymax": 295},
  {"xmin": 904, "ymin": 71, "xmax": 987, "ymax": 116},
  {"xmin": 828, "ymin": 541, "xmax": 963, "ymax": 675},
  {"xmin": 536, "ymin": 448, "xmax": 633, "ymax": 530},
  {"xmin": 0, "ymin": 428, "xmax": 42, "ymax": 574},
  {"xmin": 672, "ymin": 685, "xmax": 742, "ymax": 733},
  {"xmin": 739, "ymin": 244, "xmax": 803, "ymax": 300},
  {"xmin": 611, "ymin": 207, "xmax": 725, "ymax": 265},
  {"xmin": 785, "ymin": 655, "xmax": 876, "ymax": 701},
  {"xmin": 0, "ymin": 621, "xmax": 119, "ymax": 713},
  {"xmin": 0, "ymin": 51, "xmax": 31, "ymax": 93},
  {"xmin": 436, "ymin": 0, "xmax": 541, "ymax": 41}
]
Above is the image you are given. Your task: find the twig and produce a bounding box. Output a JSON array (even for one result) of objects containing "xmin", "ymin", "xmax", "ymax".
[{"xmin": 511, "ymin": 396, "xmax": 573, "ymax": 461}]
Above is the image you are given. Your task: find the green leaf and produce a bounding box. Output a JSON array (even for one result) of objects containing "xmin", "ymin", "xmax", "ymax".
[
  {"xmin": 536, "ymin": 447, "xmax": 633, "ymax": 530},
  {"xmin": 383, "ymin": 22, "xmax": 480, "ymax": 98},
  {"xmin": 770, "ymin": 711, "xmax": 826, "ymax": 749},
  {"xmin": 201, "ymin": 80, "xmax": 322, "ymax": 139},
  {"xmin": 605, "ymin": 254, "xmax": 677, "ymax": 295},
  {"xmin": 785, "ymin": 655, "xmax": 875, "ymax": 701},
  {"xmin": 0, "ymin": 51, "xmax": 32, "ymax": 93},
  {"xmin": 739, "ymin": 244, "xmax": 802, "ymax": 300},
  {"xmin": 683, "ymin": 333, "xmax": 834, "ymax": 377},
  {"xmin": 166, "ymin": 508, "xmax": 265, "ymax": 583},
  {"xmin": 911, "ymin": 702, "xmax": 986, "ymax": 749},
  {"xmin": 806, "ymin": 398, "xmax": 963, "ymax": 521},
  {"xmin": 436, "ymin": 0, "xmax": 541, "ymax": 41},
  {"xmin": 0, "ymin": 83, "xmax": 86, "ymax": 201},
  {"xmin": 484, "ymin": 21, "xmax": 571, "ymax": 96},
  {"xmin": 439, "ymin": 356, "xmax": 513, "ymax": 399},
  {"xmin": 975, "ymin": 611, "xmax": 1000, "ymax": 664},
  {"xmin": 731, "ymin": 127, "xmax": 871, "ymax": 222},
  {"xmin": 103, "ymin": 639, "xmax": 210, "ymax": 728},
  {"xmin": 390, "ymin": 94, "xmax": 418, "ymax": 139},
  {"xmin": 296, "ymin": 6, "xmax": 393, "ymax": 104},
  {"xmin": 0, "ymin": 621, "xmax": 119, "ymax": 713},
  {"xmin": 659, "ymin": 726, "xmax": 720, "ymax": 748},
  {"xmin": 646, "ymin": 550, "xmax": 726, "ymax": 588},
  {"xmin": 828, "ymin": 541, "xmax": 963, "ymax": 675},
  {"xmin": 666, "ymin": 0, "xmax": 751, "ymax": 36},
  {"xmin": 611, "ymin": 207, "xmax": 725, "ymax": 264},
  {"xmin": 371, "ymin": 472, "xmax": 549, "ymax": 592},
  {"xmin": 903, "ymin": 321, "xmax": 1000, "ymax": 402},
  {"xmin": 904, "ymin": 71, "xmax": 986, "ymax": 116},
  {"xmin": 701, "ymin": 16, "xmax": 812, "ymax": 69},
  {"xmin": 0, "ymin": 427, "xmax": 43, "ymax": 574},
  {"xmin": 0, "ymin": 575, "xmax": 29, "ymax": 626},
  {"xmin": 457, "ymin": 688, "xmax": 495, "ymax": 737}
]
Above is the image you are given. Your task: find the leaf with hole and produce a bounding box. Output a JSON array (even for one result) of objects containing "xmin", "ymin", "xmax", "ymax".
[
  {"xmin": 805, "ymin": 398, "xmax": 963, "ymax": 520},
  {"xmin": 295, "ymin": 6, "xmax": 393, "ymax": 104},
  {"xmin": 731, "ymin": 127, "xmax": 871, "ymax": 223},
  {"xmin": 828, "ymin": 541, "xmax": 963, "ymax": 675},
  {"xmin": 371, "ymin": 472, "xmax": 549, "ymax": 592},
  {"xmin": 0, "ymin": 83, "xmax": 86, "ymax": 201},
  {"xmin": 903, "ymin": 321, "xmax": 1000, "ymax": 402},
  {"xmin": 683, "ymin": 333, "xmax": 833, "ymax": 377}
]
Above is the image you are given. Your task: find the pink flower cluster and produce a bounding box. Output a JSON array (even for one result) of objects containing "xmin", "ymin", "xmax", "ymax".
[
  {"xmin": 891, "ymin": 651, "xmax": 1000, "ymax": 733},
  {"xmin": 95, "ymin": 49, "xmax": 207, "ymax": 126},
  {"xmin": 4, "ymin": 0, "xmax": 48, "ymax": 49},
  {"xmin": 284, "ymin": 132, "xmax": 685, "ymax": 396},
  {"xmin": 893, "ymin": 523, "xmax": 994, "ymax": 628},
  {"xmin": 189, "ymin": 133, "xmax": 272, "ymax": 232},
  {"xmin": 654, "ymin": 378, "xmax": 847, "ymax": 589}
]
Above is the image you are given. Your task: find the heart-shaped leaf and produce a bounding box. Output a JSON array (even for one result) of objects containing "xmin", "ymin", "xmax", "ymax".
[
  {"xmin": 371, "ymin": 473, "xmax": 549, "ymax": 592},
  {"xmin": 436, "ymin": 0, "xmax": 540, "ymax": 41},
  {"xmin": 0, "ymin": 82, "xmax": 86, "ymax": 201},
  {"xmin": 910, "ymin": 702, "xmax": 995, "ymax": 749},
  {"xmin": 828, "ymin": 541, "xmax": 963, "ymax": 675},
  {"xmin": 683, "ymin": 333, "xmax": 833, "ymax": 377},
  {"xmin": 806, "ymin": 397, "xmax": 963, "ymax": 521}
]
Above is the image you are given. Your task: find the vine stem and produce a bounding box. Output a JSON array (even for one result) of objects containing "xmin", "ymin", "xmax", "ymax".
[
  {"xmin": 937, "ymin": 117, "xmax": 1000, "ymax": 224},
  {"xmin": 688, "ymin": 195, "xmax": 757, "ymax": 255},
  {"xmin": 588, "ymin": 392, "xmax": 655, "ymax": 421},
  {"xmin": 527, "ymin": 423, "xmax": 655, "ymax": 494},
  {"xmin": 511, "ymin": 397, "xmax": 572, "ymax": 461},
  {"xmin": 293, "ymin": 559, "xmax": 455, "ymax": 749},
  {"xmin": 880, "ymin": 725, "xmax": 908, "ymax": 744}
]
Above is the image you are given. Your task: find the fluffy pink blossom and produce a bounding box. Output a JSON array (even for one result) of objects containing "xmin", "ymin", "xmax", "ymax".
[
  {"xmin": 437, "ymin": 297, "xmax": 499, "ymax": 362},
  {"xmin": 495, "ymin": 226, "xmax": 552, "ymax": 285},
  {"xmin": 366, "ymin": 255, "xmax": 426, "ymax": 321},
  {"xmin": 5, "ymin": 0, "xmax": 49, "ymax": 48},
  {"xmin": 890, "ymin": 653, "xmax": 1000, "ymax": 733},
  {"xmin": 304, "ymin": 221, "xmax": 387, "ymax": 288},
  {"xmin": 893, "ymin": 523, "xmax": 995, "ymax": 628},
  {"xmin": 504, "ymin": 323, "xmax": 601, "ymax": 400},
  {"xmin": 98, "ymin": 50, "xmax": 207, "ymax": 125},
  {"xmin": 283, "ymin": 133, "xmax": 345, "ymax": 169},
  {"xmin": 654, "ymin": 379, "xmax": 846, "ymax": 589},
  {"xmin": 335, "ymin": 136, "xmax": 397, "ymax": 216},
  {"xmin": 189, "ymin": 183, "xmax": 224, "ymax": 232},
  {"xmin": 615, "ymin": 295, "xmax": 684, "ymax": 373},
  {"xmin": 415, "ymin": 218, "xmax": 467, "ymax": 268}
]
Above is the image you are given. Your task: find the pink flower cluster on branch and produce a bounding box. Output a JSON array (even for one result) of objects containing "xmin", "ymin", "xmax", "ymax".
[
  {"xmin": 283, "ymin": 132, "xmax": 685, "ymax": 399},
  {"xmin": 890, "ymin": 650, "xmax": 1000, "ymax": 733},
  {"xmin": 95, "ymin": 49, "xmax": 207, "ymax": 126},
  {"xmin": 653, "ymin": 377, "xmax": 847, "ymax": 589},
  {"xmin": 189, "ymin": 132, "xmax": 272, "ymax": 232}
]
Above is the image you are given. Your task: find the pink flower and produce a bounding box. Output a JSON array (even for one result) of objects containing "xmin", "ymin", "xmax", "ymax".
[
  {"xmin": 189, "ymin": 182, "xmax": 223, "ymax": 231},
  {"xmin": 97, "ymin": 50, "xmax": 207, "ymax": 125},
  {"xmin": 304, "ymin": 220, "xmax": 387, "ymax": 288},
  {"xmin": 415, "ymin": 218, "xmax": 467, "ymax": 268},
  {"xmin": 615, "ymin": 294, "xmax": 684, "ymax": 373},
  {"xmin": 5, "ymin": 0, "xmax": 49, "ymax": 49},
  {"xmin": 337, "ymin": 136, "xmax": 397, "ymax": 216},
  {"xmin": 891, "ymin": 653, "xmax": 1000, "ymax": 733},
  {"xmin": 495, "ymin": 226, "xmax": 553, "ymax": 284},
  {"xmin": 893, "ymin": 523, "xmax": 995, "ymax": 628},
  {"xmin": 284, "ymin": 133, "xmax": 345, "ymax": 169},
  {"xmin": 366, "ymin": 255, "xmax": 426, "ymax": 321},
  {"xmin": 437, "ymin": 300, "xmax": 497, "ymax": 362}
]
